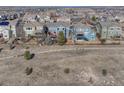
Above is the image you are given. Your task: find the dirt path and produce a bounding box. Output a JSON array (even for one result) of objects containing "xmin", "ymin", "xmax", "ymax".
[{"xmin": 1, "ymin": 46, "xmax": 124, "ymax": 61}]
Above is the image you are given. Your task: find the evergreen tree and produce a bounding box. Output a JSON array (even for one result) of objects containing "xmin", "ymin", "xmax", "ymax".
[
  {"xmin": 57, "ymin": 31, "xmax": 66, "ymax": 45},
  {"xmin": 24, "ymin": 51, "xmax": 31, "ymax": 60},
  {"xmin": 92, "ymin": 16, "xmax": 96, "ymax": 21}
]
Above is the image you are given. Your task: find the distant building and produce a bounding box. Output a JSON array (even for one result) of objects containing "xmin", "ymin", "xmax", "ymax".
[
  {"xmin": 56, "ymin": 16, "xmax": 70, "ymax": 23},
  {"xmin": 71, "ymin": 16, "xmax": 84, "ymax": 24}
]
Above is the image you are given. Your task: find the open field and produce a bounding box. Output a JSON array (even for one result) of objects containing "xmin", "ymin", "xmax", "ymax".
[{"xmin": 0, "ymin": 45, "xmax": 124, "ymax": 85}]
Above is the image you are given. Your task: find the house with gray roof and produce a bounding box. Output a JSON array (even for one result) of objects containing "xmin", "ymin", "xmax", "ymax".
[
  {"xmin": 45, "ymin": 22, "xmax": 70, "ymax": 39},
  {"xmin": 72, "ymin": 23, "xmax": 96, "ymax": 41},
  {"xmin": 23, "ymin": 21, "xmax": 44, "ymax": 37},
  {"xmin": 0, "ymin": 21, "xmax": 13, "ymax": 40},
  {"xmin": 96, "ymin": 22, "xmax": 122, "ymax": 40}
]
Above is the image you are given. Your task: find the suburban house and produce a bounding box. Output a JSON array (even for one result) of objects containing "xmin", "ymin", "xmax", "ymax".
[
  {"xmin": 70, "ymin": 16, "xmax": 84, "ymax": 24},
  {"xmin": 0, "ymin": 21, "xmax": 12, "ymax": 40},
  {"xmin": 72, "ymin": 23, "xmax": 96, "ymax": 41},
  {"xmin": 56, "ymin": 16, "xmax": 70, "ymax": 23},
  {"xmin": 96, "ymin": 22, "xmax": 122, "ymax": 40},
  {"xmin": 0, "ymin": 21, "xmax": 9, "ymax": 31},
  {"xmin": 45, "ymin": 22, "xmax": 70, "ymax": 39},
  {"xmin": 114, "ymin": 15, "xmax": 124, "ymax": 22},
  {"xmin": 35, "ymin": 15, "xmax": 54, "ymax": 23},
  {"xmin": 23, "ymin": 13, "xmax": 36, "ymax": 22},
  {"xmin": 0, "ymin": 29, "xmax": 12, "ymax": 40},
  {"xmin": 23, "ymin": 21, "xmax": 44, "ymax": 37}
]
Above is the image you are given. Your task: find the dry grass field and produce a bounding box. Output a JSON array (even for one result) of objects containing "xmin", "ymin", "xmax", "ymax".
[{"xmin": 0, "ymin": 45, "xmax": 124, "ymax": 85}]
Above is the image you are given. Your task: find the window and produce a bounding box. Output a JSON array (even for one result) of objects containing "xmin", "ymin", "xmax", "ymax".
[
  {"xmin": 117, "ymin": 27, "xmax": 121, "ymax": 30},
  {"xmin": 91, "ymin": 36, "xmax": 94, "ymax": 39},
  {"xmin": 26, "ymin": 27, "xmax": 32, "ymax": 30},
  {"xmin": 109, "ymin": 31, "xmax": 113, "ymax": 35},
  {"xmin": 57, "ymin": 28, "xmax": 59, "ymax": 30},
  {"xmin": 85, "ymin": 28, "xmax": 89, "ymax": 32},
  {"xmin": 77, "ymin": 34, "xmax": 83, "ymax": 36},
  {"xmin": 109, "ymin": 27, "xmax": 114, "ymax": 30},
  {"xmin": 4, "ymin": 35, "xmax": 7, "ymax": 37}
]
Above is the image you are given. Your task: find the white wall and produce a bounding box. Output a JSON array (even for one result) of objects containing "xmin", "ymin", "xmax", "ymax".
[
  {"xmin": 23, "ymin": 27, "xmax": 35, "ymax": 36},
  {"xmin": 0, "ymin": 29, "xmax": 10, "ymax": 40}
]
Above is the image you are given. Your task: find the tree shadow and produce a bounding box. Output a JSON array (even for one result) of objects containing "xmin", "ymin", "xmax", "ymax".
[
  {"xmin": 31, "ymin": 53, "xmax": 35, "ymax": 59},
  {"xmin": 0, "ymin": 48, "xmax": 3, "ymax": 52},
  {"xmin": 25, "ymin": 67, "xmax": 33, "ymax": 75},
  {"xmin": 9, "ymin": 45, "xmax": 15, "ymax": 50}
]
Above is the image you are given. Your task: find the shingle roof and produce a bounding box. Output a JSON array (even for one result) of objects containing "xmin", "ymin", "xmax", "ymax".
[
  {"xmin": 99, "ymin": 21, "xmax": 121, "ymax": 27},
  {"xmin": 45, "ymin": 22, "xmax": 70, "ymax": 27},
  {"xmin": 23, "ymin": 21, "xmax": 44, "ymax": 27},
  {"xmin": 74, "ymin": 23, "xmax": 93, "ymax": 29}
]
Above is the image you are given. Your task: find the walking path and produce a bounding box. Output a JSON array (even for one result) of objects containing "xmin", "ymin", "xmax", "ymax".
[{"xmin": 0, "ymin": 46, "xmax": 124, "ymax": 61}]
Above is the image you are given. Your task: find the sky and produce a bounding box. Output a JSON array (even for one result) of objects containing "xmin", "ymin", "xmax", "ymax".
[{"xmin": 0, "ymin": 0, "xmax": 124, "ymax": 6}]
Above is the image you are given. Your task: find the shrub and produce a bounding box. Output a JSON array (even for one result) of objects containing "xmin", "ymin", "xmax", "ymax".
[
  {"xmin": 57, "ymin": 31, "xmax": 66, "ymax": 45},
  {"xmin": 9, "ymin": 44, "xmax": 15, "ymax": 50},
  {"xmin": 88, "ymin": 77, "xmax": 93, "ymax": 84},
  {"xmin": 25, "ymin": 46, "xmax": 29, "ymax": 49},
  {"xmin": 91, "ymin": 16, "xmax": 96, "ymax": 21},
  {"xmin": 0, "ymin": 48, "xmax": 3, "ymax": 52},
  {"xmin": 102, "ymin": 69, "xmax": 107, "ymax": 76},
  {"xmin": 96, "ymin": 33, "xmax": 101, "ymax": 39},
  {"xmin": 100, "ymin": 39, "xmax": 106, "ymax": 44},
  {"xmin": 64, "ymin": 68, "xmax": 70, "ymax": 74},
  {"xmin": 44, "ymin": 36, "xmax": 53, "ymax": 45},
  {"xmin": 25, "ymin": 67, "xmax": 33, "ymax": 75},
  {"xmin": 24, "ymin": 51, "xmax": 31, "ymax": 60}
]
